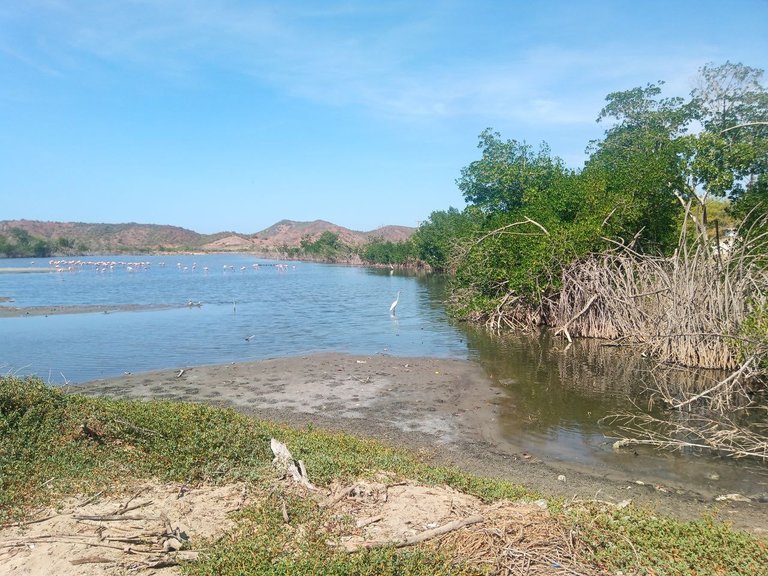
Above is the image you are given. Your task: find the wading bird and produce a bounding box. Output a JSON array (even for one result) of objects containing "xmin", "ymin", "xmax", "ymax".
[{"xmin": 390, "ymin": 290, "xmax": 401, "ymax": 316}]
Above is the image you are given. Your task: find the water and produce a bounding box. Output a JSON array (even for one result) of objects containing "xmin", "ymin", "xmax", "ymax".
[
  {"xmin": 1, "ymin": 255, "xmax": 766, "ymax": 497},
  {"xmin": 465, "ymin": 329, "xmax": 768, "ymax": 497},
  {"xmin": 0, "ymin": 255, "xmax": 466, "ymax": 382}
]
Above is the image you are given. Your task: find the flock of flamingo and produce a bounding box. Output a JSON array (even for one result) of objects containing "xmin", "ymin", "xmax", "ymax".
[{"xmin": 46, "ymin": 259, "xmax": 293, "ymax": 273}]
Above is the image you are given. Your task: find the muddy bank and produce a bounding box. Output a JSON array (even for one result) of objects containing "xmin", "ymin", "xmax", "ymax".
[
  {"xmin": 0, "ymin": 303, "xmax": 181, "ymax": 317},
  {"xmin": 73, "ymin": 353, "xmax": 768, "ymax": 535}
]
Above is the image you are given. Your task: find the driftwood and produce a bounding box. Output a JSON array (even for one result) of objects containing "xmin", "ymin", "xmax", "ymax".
[
  {"xmin": 321, "ymin": 484, "xmax": 357, "ymax": 508},
  {"xmin": 270, "ymin": 439, "xmax": 317, "ymax": 491},
  {"xmin": 344, "ymin": 514, "xmax": 484, "ymax": 552}
]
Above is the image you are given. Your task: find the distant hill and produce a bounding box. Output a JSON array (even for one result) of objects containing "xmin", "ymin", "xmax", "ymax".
[{"xmin": 0, "ymin": 219, "xmax": 416, "ymax": 254}]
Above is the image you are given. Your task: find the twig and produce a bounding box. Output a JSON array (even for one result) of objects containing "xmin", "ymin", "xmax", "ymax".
[
  {"xmin": 356, "ymin": 515, "xmax": 383, "ymax": 528},
  {"xmin": 0, "ymin": 513, "xmax": 59, "ymax": 530},
  {"xmin": 78, "ymin": 491, "xmax": 104, "ymax": 508},
  {"xmin": 73, "ymin": 515, "xmax": 145, "ymax": 522},
  {"xmin": 322, "ymin": 485, "xmax": 357, "ymax": 508},
  {"xmin": 119, "ymin": 487, "xmax": 149, "ymax": 512},
  {"xmin": 472, "ymin": 218, "xmax": 550, "ymax": 247},
  {"xmin": 70, "ymin": 556, "xmax": 113, "ymax": 565},
  {"xmin": 0, "ymin": 536, "xmax": 156, "ymax": 554},
  {"xmin": 668, "ymin": 357, "xmax": 754, "ymax": 410},
  {"xmin": 346, "ymin": 515, "xmax": 484, "ymax": 552},
  {"xmin": 117, "ymin": 500, "xmax": 153, "ymax": 515}
]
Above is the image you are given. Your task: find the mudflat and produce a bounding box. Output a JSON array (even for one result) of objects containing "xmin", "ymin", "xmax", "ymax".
[
  {"xmin": 73, "ymin": 352, "xmax": 768, "ymax": 534},
  {"xmin": 0, "ymin": 303, "xmax": 180, "ymax": 317}
]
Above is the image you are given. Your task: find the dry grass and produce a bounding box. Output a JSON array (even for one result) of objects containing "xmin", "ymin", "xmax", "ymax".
[
  {"xmin": 553, "ymin": 211, "xmax": 768, "ymax": 373},
  {"xmin": 437, "ymin": 501, "xmax": 602, "ymax": 576}
]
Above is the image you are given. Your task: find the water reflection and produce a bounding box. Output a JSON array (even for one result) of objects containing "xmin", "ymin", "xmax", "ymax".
[{"xmin": 463, "ymin": 327, "xmax": 768, "ymax": 497}]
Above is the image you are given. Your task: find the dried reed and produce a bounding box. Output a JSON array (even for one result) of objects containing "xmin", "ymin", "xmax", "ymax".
[
  {"xmin": 553, "ymin": 209, "xmax": 768, "ymax": 373},
  {"xmin": 604, "ymin": 410, "xmax": 768, "ymax": 462},
  {"xmin": 436, "ymin": 502, "xmax": 602, "ymax": 576}
]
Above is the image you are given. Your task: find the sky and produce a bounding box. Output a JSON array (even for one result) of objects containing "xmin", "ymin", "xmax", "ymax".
[{"xmin": 2, "ymin": 1, "xmax": 767, "ymax": 234}]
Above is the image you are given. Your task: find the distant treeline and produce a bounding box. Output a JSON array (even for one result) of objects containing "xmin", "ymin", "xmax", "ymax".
[{"xmin": 0, "ymin": 228, "xmax": 88, "ymax": 258}]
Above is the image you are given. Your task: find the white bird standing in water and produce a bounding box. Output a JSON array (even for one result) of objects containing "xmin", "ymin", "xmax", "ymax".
[{"xmin": 390, "ymin": 290, "xmax": 401, "ymax": 316}]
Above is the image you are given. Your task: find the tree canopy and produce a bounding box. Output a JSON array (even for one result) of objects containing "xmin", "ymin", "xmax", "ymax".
[{"xmin": 412, "ymin": 61, "xmax": 768, "ymax": 326}]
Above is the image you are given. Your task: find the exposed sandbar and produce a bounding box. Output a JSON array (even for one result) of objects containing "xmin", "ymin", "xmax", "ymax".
[{"xmin": 0, "ymin": 303, "xmax": 180, "ymax": 317}]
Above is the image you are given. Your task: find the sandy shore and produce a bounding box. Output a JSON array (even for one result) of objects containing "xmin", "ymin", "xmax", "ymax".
[{"xmin": 73, "ymin": 353, "xmax": 768, "ymax": 534}]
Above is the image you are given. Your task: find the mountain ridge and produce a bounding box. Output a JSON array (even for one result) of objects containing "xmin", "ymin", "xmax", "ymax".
[{"xmin": 0, "ymin": 219, "xmax": 416, "ymax": 254}]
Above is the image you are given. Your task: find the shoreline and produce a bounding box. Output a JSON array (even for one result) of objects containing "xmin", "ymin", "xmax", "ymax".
[{"xmin": 72, "ymin": 352, "xmax": 768, "ymax": 535}]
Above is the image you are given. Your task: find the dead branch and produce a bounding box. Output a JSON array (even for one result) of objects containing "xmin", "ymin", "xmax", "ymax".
[
  {"xmin": 270, "ymin": 438, "xmax": 317, "ymax": 491},
  {"xmin": 719, "ymin": 121, "xmax": 768, "ymax": 134},
  {"xmin": 345, "ymin": 515, "xmax": 484, "ymax": 552},
  {"xmin": 69, "ymin": 556, "xmax": 113, "ymax": 565},
  {"xmin": 356, "ymin": 515, "xmax": 384, "ymax": 528},
  {"xmin": 321, "ymin": 485, "xmax": 357, "ymax": 508},
  {"xmin": 0, "ymin": 513, "xmax": 60, "ymax": 530},
  {"xmin": 72, "ymin": 515, "xmax": 145, "ymax": 522},
  {"xmin": 668, "ymin": 358, "xmax": 755, "ymax": 411},
  {"xmin": 473, "ymin": 218, "xmax": 550, "ymax": 247},
  {"xmin": 554, "ymin": 295, "xmax": 598, "ymax": 341}
]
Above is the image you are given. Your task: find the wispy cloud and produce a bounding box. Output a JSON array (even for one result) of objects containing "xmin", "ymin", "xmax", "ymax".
[{"xmin": 2, "ymin": 1, "xmax": 763, "ymax": 126}]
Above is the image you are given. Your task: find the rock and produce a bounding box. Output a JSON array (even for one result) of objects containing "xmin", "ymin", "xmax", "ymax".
[
  {"xmin": 616, "ymin": 499, "xmax": 632, "ymax": 510},
  {"xmin": 163, "ymin": 537, "xmax": 183, "ymax": 552},
  {"xmin": 557, "ymin": 475, "xmax": 566, "ymax": 483},
  {"xmin": 715, "ymin": 493, "xmax": 751, "ymax": 503}
]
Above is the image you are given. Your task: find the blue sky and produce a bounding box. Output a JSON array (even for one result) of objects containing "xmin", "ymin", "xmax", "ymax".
[{"xmin": 2, "ymin": 1, "xmax": 767, "ymax": 234}]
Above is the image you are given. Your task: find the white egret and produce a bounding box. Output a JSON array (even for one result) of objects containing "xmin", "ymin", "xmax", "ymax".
[{"xmin": 389, "ymin": 290, "xmax": 401, "ymax": 316}]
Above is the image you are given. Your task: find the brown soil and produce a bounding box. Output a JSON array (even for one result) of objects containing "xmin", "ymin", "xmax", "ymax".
[
  {"xmin": 0, "ymin": 474, "xmax": 601, "ymax": 576},
  {"xmin": 70, "ymin": 353, "xmax": 768, "ymax": 536},
  {"xmin": 0, "ymin": 481, "xmax": 247, "ymax": 576}
]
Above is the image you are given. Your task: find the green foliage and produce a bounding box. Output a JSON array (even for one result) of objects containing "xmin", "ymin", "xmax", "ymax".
[
  {"xmin": 299, "ymin": 231, "xmax": 354, "ymax": 262},
  {"xmin": 438, "ymin": 61, "xmax": 767, "ymax": 326},
  {"xmin": 410, "ymin": 207, "xmax": 479, "ymax": 271},
  {"xmin": 0, "ymin": 227, "xmax": 55, "ymax": 257},
  {"xmin": 448, "ymin": 132, "xmax": 628, "ymax": 320},
  {"xmin": 730, "ymin": 174, "xmax": 768, "ymax": 237},
  {"xmin": 569, "ymin": 504, "xmax": 768, "ymax": 575},
  {"xmin": 359, "ymin": 236, "xmax": 416, "ymax": 266},
  {"xmin": 588, "ymin": 81, "xmax": 694, "ymax": 251},
  {"xmin": 740, "ymin": 300, "xmax": 768, "ymax": 371},
  {"xmin": 458, "ymin": 128, "xmax": 566, "ymax": 214}
]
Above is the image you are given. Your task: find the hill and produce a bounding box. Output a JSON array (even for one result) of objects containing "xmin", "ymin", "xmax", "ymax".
[{"xmin": 0, "ymin": 219, "xmax": 416, "ymax": 255}]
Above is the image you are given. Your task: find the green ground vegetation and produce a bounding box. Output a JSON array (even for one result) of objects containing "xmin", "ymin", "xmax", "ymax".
[{"xmin": 2, "ymin": 375, "xmax": 766, "ymax": 575}]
